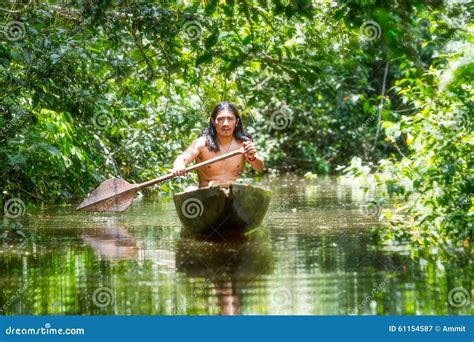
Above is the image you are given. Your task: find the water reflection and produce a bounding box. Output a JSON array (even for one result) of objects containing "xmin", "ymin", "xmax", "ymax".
[
  {"xmin": 176, "ymin": 232, "xmax": 273, "ymax": 315},
  {"xmin": 81, "ymin": 226, "xmax": 139, "ymax": 261},
  {"xmin": 0, "ymin": 176, "xmax": 471, "ymax": 315}
]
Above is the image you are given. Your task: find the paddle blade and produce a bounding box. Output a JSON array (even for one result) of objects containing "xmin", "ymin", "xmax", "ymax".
[{"xmin": 76, "ymin": 178, "xmax": 138, "ymax": 212}]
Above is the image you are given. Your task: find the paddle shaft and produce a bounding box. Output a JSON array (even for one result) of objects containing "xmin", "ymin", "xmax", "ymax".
[{"xmin": 137, "ymin": 148, "xmax": 244, "ymax": 189}]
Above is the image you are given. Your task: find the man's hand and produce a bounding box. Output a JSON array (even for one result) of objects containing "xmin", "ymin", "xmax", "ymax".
[
  {"xmin": 172, "ymin": 161, "xmax": 188, "ymax": 177},
  {"xmin": 243, "ymin": 141, "xmax": 257, "ymax": 160}
]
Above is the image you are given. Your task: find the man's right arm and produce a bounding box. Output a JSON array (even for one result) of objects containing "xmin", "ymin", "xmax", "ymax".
[{"xmin": 172, "ymin": 137, "xmax": 205, "ymax": 176}]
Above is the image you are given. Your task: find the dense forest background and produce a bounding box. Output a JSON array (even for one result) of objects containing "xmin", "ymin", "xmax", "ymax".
[{"xmin": 1, "ymin": 0, "xmax": 472, "ymax": 253}]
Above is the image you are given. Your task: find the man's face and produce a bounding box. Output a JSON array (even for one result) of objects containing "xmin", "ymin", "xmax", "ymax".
[{"xmin": 214, "ymin": 110, "xmax": 237, "ymax": 137}]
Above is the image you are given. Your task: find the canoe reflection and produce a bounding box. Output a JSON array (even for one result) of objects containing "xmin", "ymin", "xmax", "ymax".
[
  {"xmin": 81, "ymin": 226, "xmax": 139, "ymax": 261},
  {"xmin": 176, "ymin": 231, "xmax": 272, "ymax": 315}
]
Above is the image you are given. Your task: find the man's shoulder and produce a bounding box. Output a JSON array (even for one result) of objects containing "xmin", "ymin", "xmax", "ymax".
[{"xmin": 193, "ymin": 136, "xmax": 207, "ymax": 149}]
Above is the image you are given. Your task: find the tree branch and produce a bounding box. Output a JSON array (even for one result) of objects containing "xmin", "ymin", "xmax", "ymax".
[{"xmin": 371, "ymin": 61, "xmax": 389, "ymax": 152}]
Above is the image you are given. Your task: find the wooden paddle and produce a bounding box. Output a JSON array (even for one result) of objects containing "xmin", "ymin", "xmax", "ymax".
[{"xmin": 76, "ymin": 147, "xmax": 245, "ymax": 212}]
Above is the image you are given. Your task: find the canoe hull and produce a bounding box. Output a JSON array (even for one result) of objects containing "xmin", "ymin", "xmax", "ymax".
[{"xmin": 173, "ymin": 183, "xmax": 271, "ymax": 238}]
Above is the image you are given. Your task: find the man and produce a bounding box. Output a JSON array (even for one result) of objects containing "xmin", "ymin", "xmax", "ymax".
[{"xmin": 172, "ymin": 102, "xmax": 264, "ymax": 188}]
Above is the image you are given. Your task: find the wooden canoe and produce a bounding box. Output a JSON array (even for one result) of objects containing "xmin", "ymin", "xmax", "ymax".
[{"xmin": 173, "ymin": 183, "xmax": 271, "ymax": 238}]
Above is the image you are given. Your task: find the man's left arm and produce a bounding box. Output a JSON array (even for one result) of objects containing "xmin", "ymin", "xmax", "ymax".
[{"xmin": 243, "ymin": 141, "xmax": 264, "ymax": 172}]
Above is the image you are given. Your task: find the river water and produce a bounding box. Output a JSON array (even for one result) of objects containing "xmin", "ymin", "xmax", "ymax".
[{"xmin": 0, "ymin": 176, "xmax": 471, "ymax": 315}]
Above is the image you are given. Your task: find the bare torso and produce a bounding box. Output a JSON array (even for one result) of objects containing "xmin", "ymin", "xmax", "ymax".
[{"xmin": 195, "ymin": 138, "xmax": 246, "ymax": 187}]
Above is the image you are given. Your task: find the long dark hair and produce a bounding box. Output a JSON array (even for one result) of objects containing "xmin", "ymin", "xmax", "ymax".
[{"xmin": 199, "ymin": 102, "xmax": 252, "ymax": 152}]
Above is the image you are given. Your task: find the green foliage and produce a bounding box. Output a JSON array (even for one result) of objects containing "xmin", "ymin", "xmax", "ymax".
[
  {"xmin": 0, "ymin": 1, "xmax": 472, "ymax": 254},
  {"xmin": 344, "ymin": 17, "xmax": 473, "ymax": 255}
]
